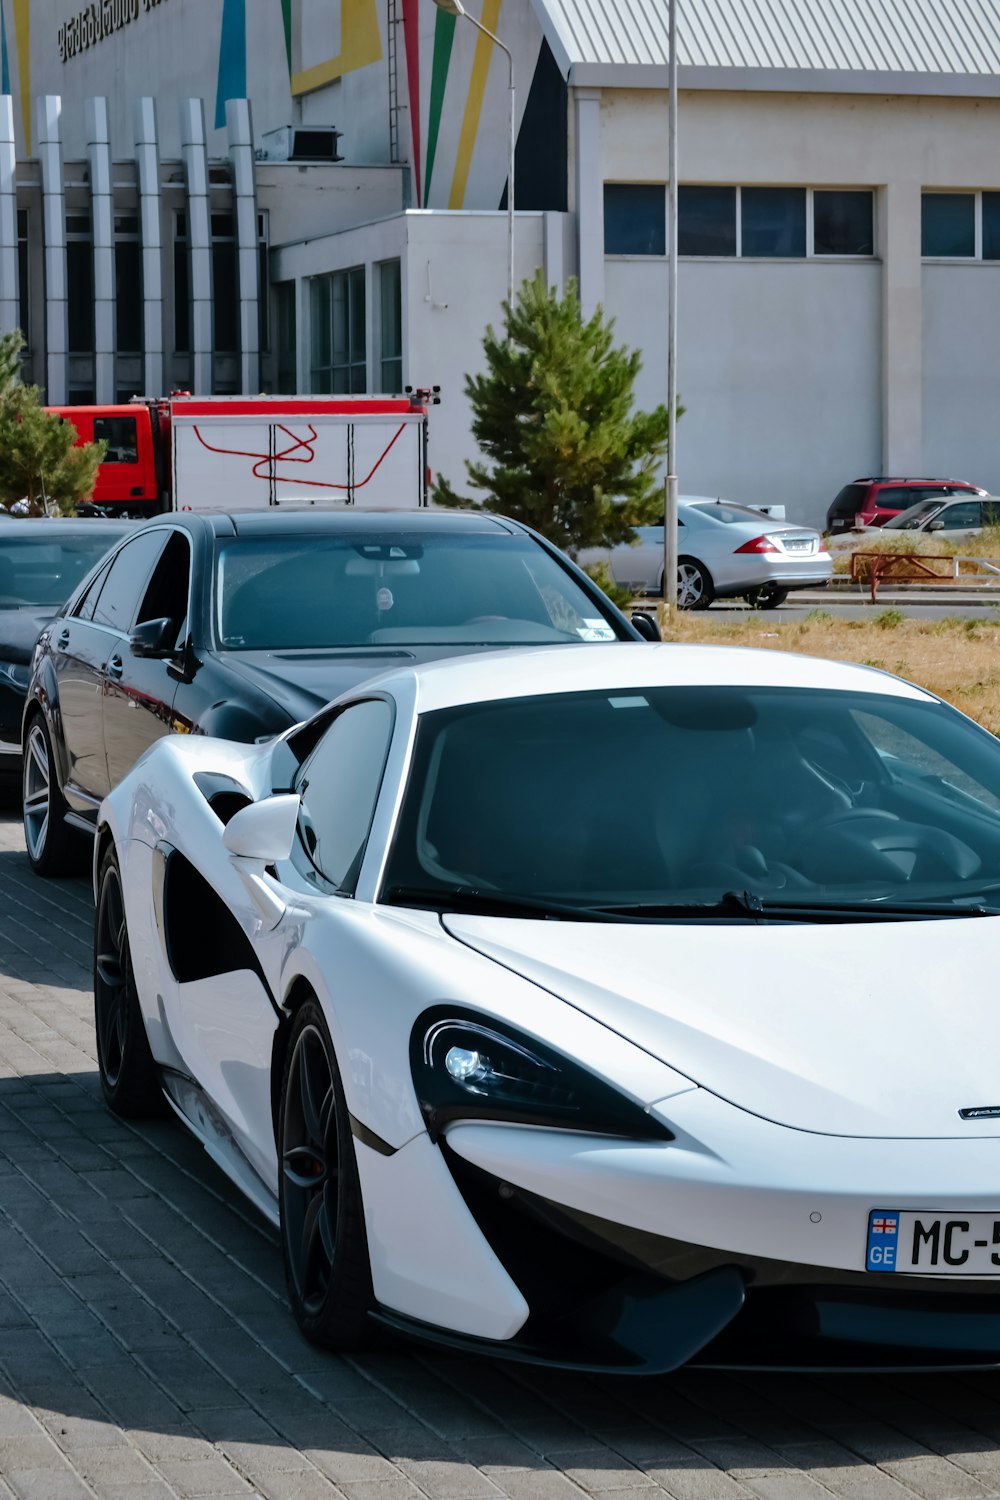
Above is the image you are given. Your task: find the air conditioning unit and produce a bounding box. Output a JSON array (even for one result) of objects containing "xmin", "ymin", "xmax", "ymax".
[{"xmin": 259, "ymin": 126, "xmax": 344, "ymax": 163}]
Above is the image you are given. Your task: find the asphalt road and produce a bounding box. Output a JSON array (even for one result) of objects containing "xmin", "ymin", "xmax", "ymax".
[{"xmin": 4, "ymin": 810, "xmax": 1000, "ymax": 1499}]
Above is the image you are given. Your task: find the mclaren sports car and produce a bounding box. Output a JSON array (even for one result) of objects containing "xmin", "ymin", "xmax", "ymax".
[{"xmin": 94, "ymin": 642, "xmax": 1000, "ymax": 1371}]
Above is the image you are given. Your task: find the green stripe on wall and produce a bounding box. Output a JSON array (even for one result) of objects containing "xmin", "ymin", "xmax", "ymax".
[
  {"xmin": 280, "ymin": 0, "xmax": 292, "ymax": 73},
  {"xmin": 424, "ymin": 9, "xmax": 456, "ymax": 203}
]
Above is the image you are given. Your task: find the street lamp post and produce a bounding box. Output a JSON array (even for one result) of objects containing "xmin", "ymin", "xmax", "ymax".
[
  {"xmin": 663, "ymin": 0, "xmax": 679, "ymax": 619},
  {"xmin": 431, "ymin": 0, "xmax": 514, "ymax": 331}
]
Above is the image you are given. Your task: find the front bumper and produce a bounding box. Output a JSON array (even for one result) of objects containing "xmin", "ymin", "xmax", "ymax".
[{"xmin": 419, "ymin": 1090, "xmax": 1000, "ymax": 1371}]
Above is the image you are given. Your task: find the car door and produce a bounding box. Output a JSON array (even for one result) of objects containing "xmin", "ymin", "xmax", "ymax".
[
  {"xmin": 929, "ymin": 500, "xmax": 984, "ymax": 541},
  {"xmin": 53, "ymin": 529, "xmax": 167, "ymax": 810},
  {"xmin": 103, "ymin": 527, "xmax": 191, "ymax": 791},
  {"xmin": 168, "ymin": 696, "xmax": 396, "ymax": 1189}
]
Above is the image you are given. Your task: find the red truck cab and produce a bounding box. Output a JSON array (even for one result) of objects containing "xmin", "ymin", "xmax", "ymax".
[{"xmin": 50, "ymin": 405, "xmax": 159, "ymax": 510}]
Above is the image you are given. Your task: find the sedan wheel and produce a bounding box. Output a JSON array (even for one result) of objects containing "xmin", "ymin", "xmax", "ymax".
[
  {"xmin": 22, "ymin": 714, "xmax": 83, "ymax": 876},
  {"xmin": 94, "ymin": 847, "xmax": 163, "ymax": 1117},
  {"xmin": 675, "ymin": 558, "xmax": 715, "ymax": 611},
  {"xmin": 744, "ymin": 585, "xmax": 790, "ymax": 609},
  {"xmin": 279, "ymin": 998, "xmax": 373, "ymax": 1348}
]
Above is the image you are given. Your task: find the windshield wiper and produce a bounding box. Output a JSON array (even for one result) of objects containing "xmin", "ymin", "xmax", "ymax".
[
  {"xmin": 384, "ymin": 884, "xmax": 630, "ymax": 922},
  {"xmin": 594, "ymin": 891, "xmax": 999, "ymax": 922}
]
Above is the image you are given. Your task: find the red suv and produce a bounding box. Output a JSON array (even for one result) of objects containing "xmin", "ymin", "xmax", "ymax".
[{"xmin": 826, "ymin": 478, "xmax": 987, "ymax": 533}]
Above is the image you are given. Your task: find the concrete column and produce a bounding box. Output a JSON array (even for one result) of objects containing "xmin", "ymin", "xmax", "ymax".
[
  {"xmin": 0, "ymin": 97, "xmax": 18, "ymax": 337},
  {"xmin": 296, "ymin": 274, "xmax": 310, "ymax": 393},
  {"xmin": 880, "ymin": 180, "xmax": 923, "ymax": 474},
  {"xmin": 134, "ymin": 97, "xmax": 164, "ymax": 397},
  {"xmin": 573, "ymin": 88, "xmax": 604, "ymax": 319},
  {"xmin": 36, "ymin": 95, "xmax": 67, "ymax": 404},
  {"xmin": 86, "ymin": 97, "xmax": 114, "ymax": 403},
  {"xmin": 226, "ymin": 98, "xmax": 260, "ymax": 393},
  {"xmin": 180, "ymin": 98, "xmax": 212, "ymax": 395}
]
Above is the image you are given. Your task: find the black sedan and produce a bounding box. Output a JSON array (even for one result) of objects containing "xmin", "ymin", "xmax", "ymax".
[
  {"xmin": 0, "ymin": 518, "xmax": 132, "ymax": 798},
  {"xmin": 22, "ymin": 509, "xmax": 657, "ymax": 874}
]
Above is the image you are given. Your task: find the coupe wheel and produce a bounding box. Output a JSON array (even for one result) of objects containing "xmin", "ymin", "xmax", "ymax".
[
  {"xmin": 22, "ymin": 714, "xmax": 84, "ymax": 876},
  {"xmin": 744, "ymin": 585, "xmax": 789, "ymax": 609},
  {"xmin": 675, "ymin": 558, "xmax": 715, "ymax": 610},
  {"xmin": 279, "ymin": 998, "xmax": 373, "ymax": 1348},
  {"xmin": 94, "ymin": 847, "xmax": 163, "ymax": 1116}
]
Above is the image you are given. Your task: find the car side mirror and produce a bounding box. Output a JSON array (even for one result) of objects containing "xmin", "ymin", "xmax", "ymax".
[
  {"xmin": 630, "ymin": 610, "xmax": 661, "ymax": 642},
  {"xmin": 130, "ymin": 617, "xmax": 176, "ymax": 658},
  {"xmin": 927, "ymin": 519, "xmax": 945, "ymax": 532},
  {"xmin": 223, "ymin": 793, "xmax": 300, "ymax": 863}
]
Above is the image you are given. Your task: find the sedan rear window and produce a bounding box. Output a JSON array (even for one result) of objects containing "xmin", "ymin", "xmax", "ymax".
[
  {"xmin": 215, "ymin": 533, "xmax": 620, "ymax": 649},
  {"xmin": 686, "ymin": 502, "xmax": 779, "ymax": 526}
]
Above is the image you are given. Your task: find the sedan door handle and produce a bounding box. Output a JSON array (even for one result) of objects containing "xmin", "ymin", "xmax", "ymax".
[
  {"xmin": 56, "ymin": 629, "xmax": 70, "ymax": 651},
  {"xmin": 106, "ymin": 655, "xmax": 124, "ymax": 681}
]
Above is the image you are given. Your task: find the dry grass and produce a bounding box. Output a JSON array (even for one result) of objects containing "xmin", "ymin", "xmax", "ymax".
[
  {"xmin": 656, "ymin": 607, "xmax": 1000, "ymax": 735},
  {"xmin": 830, "ymin": 525, "xmax": 1000, "ymax": 576}
]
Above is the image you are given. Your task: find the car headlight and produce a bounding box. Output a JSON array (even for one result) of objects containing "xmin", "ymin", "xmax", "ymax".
[{"xmin": 410, "ymin": 1007, "xmax": 672, "ymax": 1141}]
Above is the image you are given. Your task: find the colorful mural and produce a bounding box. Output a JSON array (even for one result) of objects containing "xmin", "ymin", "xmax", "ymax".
[
  {"xmin": 10, "ymin": 0, "xmax": 30, "ymax": 151},
  {"xmin": 215, "ymin": 0, "xmax": 247, "ymax": 128},
  {"xmin": 282, "ymin": 0, "xmax": 382, "ymax": 97}
]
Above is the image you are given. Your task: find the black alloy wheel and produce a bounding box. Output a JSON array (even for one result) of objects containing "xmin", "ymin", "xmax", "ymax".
[
  {"xmin": 744, "ymin": 585, "xmax": 790, "ymax": 609},
  {"xmin": 22, "ymin": 713, "xmax": 84, "ymax": 876},
  {"xmin": 93, "ymin": 847, "xmax": 163, "ymax": 1116},
  {"xmin": 279, "ymin": 998, "xmax": 373, "ymax": 1347}
]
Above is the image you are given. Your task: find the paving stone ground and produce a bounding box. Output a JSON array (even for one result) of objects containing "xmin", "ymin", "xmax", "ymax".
[{"xmin": 3, "ymin": 811, "xmax": 1000, "ymax": 1499}]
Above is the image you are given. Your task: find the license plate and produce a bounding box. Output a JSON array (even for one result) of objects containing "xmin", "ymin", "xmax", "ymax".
[{"xmin": 866, "ymin": 1209, "xmax": 1000, "ymax": 1274}]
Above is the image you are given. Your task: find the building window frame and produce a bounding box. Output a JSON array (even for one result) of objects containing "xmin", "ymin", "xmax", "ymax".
[
  {"xmin": 376, "ymin": 258, "xmax": 402, "ymax": 394},
  {"xmin": 310, "ymin": 266, "xmax": 366, "ymax": 394},
  {"xmin": 16, "ymin": 208, "xmax": 28, "ymax": 344},
  {"xmin": 922, "ymin": 191, "xmax": 1000, "ymax": 262},
  {"xmin": 604, "ymin": 184, "xmax": 877, "ymax": 261}
]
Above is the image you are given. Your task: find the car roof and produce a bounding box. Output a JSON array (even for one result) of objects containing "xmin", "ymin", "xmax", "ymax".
[
  {"xmin": 362, "ymin": 642, "xmax": 936, "ymax": 716},
  {"xmin": 152, "ymin": 509, "xmax": 527, "ymax": 538},
  {"xmin": 855, "ymin": 477, "xmax": 979, "ymax": 487},
  {"xmin": 0, "ymin": 518, "xmax": 136, "ymax": 537}
]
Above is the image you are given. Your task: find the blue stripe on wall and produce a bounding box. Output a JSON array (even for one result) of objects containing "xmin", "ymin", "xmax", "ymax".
[
  {"xmin": 215, "ymin": 0, "xmax": 247, "ymax": 129},
  {"xmin": 1, "ymin": 5, "xmax": 10, "ymax": 97}
]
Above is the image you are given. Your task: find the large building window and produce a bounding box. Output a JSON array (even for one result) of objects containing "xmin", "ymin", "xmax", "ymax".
[
  {"xmin": 604, "ymin": 185, "xmax": 665, "ymax": 255},
  {"xmin": 17, "ymin": 209, "xmax": 28, "ymax": 343},
  {"xmin": 813, "ymin": 190, "xmax": 874, "ymax": 256},
  {"xmin": 741, "ymin": 187, "xmax": 806, "ymax": 257},
  {"xmin": 174, "ymin": 212, "xmax": 190, "ymax": 354},
  {"xmin": 115, "ymin": 215, "xmax": 142, "ymax": 357},
  {"xmin": 378, "ymin": 259, "xmax": 402, "ymax": 393},
  {"xmin": 211, "ymin": 213, "xmax": 239, "ymax": 354},
  {"xmin": 678, "ymin": 186, "xmax": 736, "ymax": 256},
  {"xmin": 66, "ymin": 214, "xmax": 94, "ymax": 354},
  {"xmin": 922, "ymin": 191, "xmax": 1000, "ymax": 260},
  {"xmin": 310, "ymin": 267, "xmax": 366, "ymax": 394},
  {"xmin": 275, "ymin": 281, "xmax": 297, "ymax": 392}
]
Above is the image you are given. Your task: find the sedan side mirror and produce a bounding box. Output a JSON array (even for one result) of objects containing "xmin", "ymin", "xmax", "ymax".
[
  {"xmin": 631, "ymin": 611, "xmax": 662, "ymax": 642},
  {"xmin": 926, "ymin": 519, "xmax": 946, "ymax": 532},
  {"xmin": 130, "ymin": 617, "xmax": 177, "ymax": 658},
  {"xmin": 223, "ymin": 793, "xmax": 300, "ymax": 863}
]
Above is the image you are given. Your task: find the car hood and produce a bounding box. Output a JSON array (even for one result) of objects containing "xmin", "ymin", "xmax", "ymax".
[
  {"xmin": 0, "ymin": 607, "xmax": 55, "ymax": 664},
  {"xmin": 442, "ymin": 913, "xmax": 1000, "ymax": 1139},
  {"xmin": 218, "ymin": 643, "xmax": 592, "ymax": 724}
]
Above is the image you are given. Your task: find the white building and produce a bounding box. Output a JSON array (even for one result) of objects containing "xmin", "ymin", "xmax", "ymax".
[{"xmin": 1, "ymin": 0, "xmax": 998, "ymax": 527}]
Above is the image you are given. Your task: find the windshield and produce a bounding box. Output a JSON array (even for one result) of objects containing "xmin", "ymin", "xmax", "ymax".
[
  {"xmin": 383, "ymin": 685, "xmax": 1000, "ymax": 918},
  {"xmin": 884, "ymin": 501, "xmax": 945, "ymax": 530},
  {"xmin": 215, "ymin": 533, "xmax": 620, "ymax": 649},
  {"xmin": 0, "ymin": 528, "xmax": 128, "ymax": 609}
]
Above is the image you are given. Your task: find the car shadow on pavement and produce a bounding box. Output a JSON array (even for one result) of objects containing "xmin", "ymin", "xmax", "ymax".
[{"xmin": 0, "ymin": 1069, "xmax": 998, "ymax": 1495}]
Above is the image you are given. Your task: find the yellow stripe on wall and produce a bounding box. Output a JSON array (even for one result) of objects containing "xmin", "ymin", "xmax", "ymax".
[
  {"xmin": 12, "ymin": 0, "xmax": 29, "ymax": 151},
  {"xmin": 447, "ymin": 0, "xmax": 502, "ymax": 210}
]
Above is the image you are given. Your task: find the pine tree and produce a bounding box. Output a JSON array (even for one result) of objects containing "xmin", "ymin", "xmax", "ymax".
[
  {"xmin": 0, "ymin": 330, "xmax": 106, "ymax": 515},
  {"xmin": 433, "ymin": 274, "xmax": 677, "ymax": 554}
]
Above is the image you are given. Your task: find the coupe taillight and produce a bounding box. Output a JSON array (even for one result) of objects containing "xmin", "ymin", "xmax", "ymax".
[{"xmin": 734, "ymin": 534, "xmax": 780, "ymax": 554}]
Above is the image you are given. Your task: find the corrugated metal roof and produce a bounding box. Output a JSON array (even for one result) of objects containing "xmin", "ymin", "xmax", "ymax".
[{"xmin": 535, "ymin": 0, "xmax": 1000, "ymax": 83}]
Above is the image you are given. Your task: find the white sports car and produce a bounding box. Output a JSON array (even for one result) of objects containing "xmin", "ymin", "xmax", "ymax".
[{"xmin": 96, "ymin": 642, "xmax": 1000, "ymax": 1371}]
